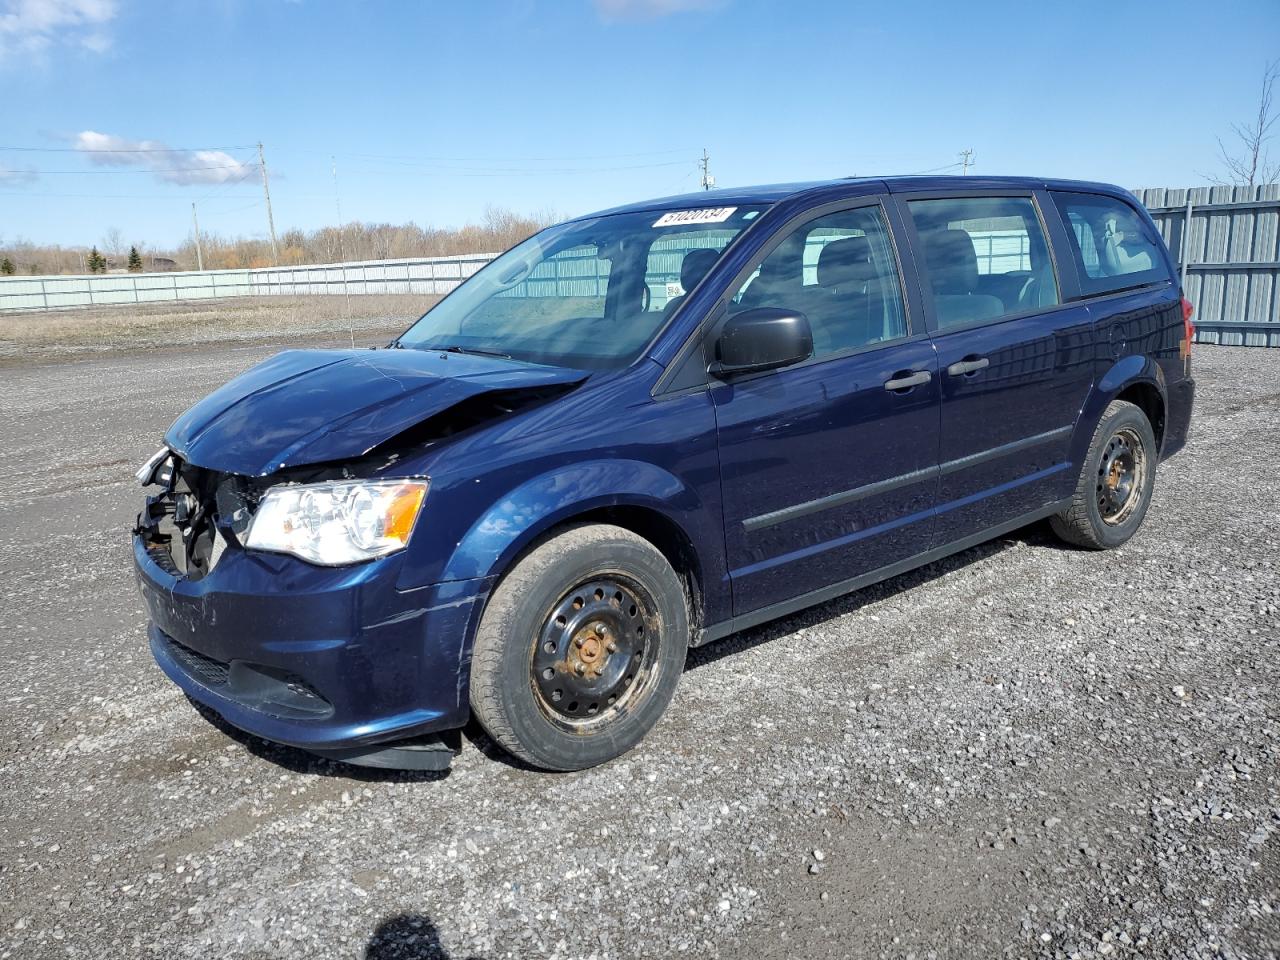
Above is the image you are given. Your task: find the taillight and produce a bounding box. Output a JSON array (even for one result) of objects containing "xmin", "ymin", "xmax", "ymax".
[{"xmin": 1180, "ymin": 296, "xmax": 1195, "ymax": 359}]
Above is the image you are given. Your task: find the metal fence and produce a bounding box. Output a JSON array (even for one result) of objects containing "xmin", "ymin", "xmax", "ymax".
[
  {"xmin": 3, "ymin": 184, "xmax": 1278, "ymax": 346},
  {"xmin": 1133, "ymin": 183, "xmax": 1280, "ymax": 347},
  {"xmin": 0, "ymin": 253, "xmax": 498, "ymax": 312}
]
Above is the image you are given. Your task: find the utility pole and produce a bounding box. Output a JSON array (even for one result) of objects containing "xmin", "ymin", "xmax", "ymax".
[
  {"xmin": 332, "ymin": 155, "xmax": 353, "ymax": 342},
  {"xmin": 699, "ymin": 148, "xmax": 715, "ymax": 191},
  {"xmin": 257, "ymin": 141, "xmax": 279, "ymax": 266},
  {"xmin": 960, "ymin": 148, "xmax": 975, "ymax": 176},
  {"xmin": 191, "ymin": 202, "xmax": 204, "ymax": 271}
]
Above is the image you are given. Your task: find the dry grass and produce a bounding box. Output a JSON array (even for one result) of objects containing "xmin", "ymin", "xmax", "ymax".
[{"xmin": 0, "ymin": 295, "xmax": 439, "ymax": 364}]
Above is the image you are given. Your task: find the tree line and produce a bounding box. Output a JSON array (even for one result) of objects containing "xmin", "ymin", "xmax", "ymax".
[{"xmin": 0, "ymin": 206, "xmax": 555, "ymax": 277}]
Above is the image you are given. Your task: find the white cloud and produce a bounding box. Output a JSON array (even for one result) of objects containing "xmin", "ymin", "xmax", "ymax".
[
  {"xmin": 593, "ymin": 0, "xmax": 722, "ymax": 20},
  {"xmin": 73, "ymin": 131, "xmax": 258, "ymax": 186},
  {"xmin": 0, "ymin": 0, "xmax": 118, "ymax": 62}
]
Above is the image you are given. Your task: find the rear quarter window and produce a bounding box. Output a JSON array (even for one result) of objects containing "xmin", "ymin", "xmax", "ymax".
[{"xmin": 1051, "ymin": 192, "xmax": 1171, "ymax": 296}]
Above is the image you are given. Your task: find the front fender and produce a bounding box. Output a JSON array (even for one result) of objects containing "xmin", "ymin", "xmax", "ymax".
[
  {"xmin": 439, "ymin": 459, "xmax": 705, "ymax": 584},
  {"xmin": 1069, "ymin": 354, "xmax": 1166, "ymax": 466}
]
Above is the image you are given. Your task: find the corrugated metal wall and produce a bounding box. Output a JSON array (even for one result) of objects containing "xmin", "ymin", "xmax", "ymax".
[
  {"xmin": 1132, "ymin": 184, "xmax": 1280, "ymax": 347},
  {"xmin": 4, "ymin": 185, "xmax": 1278, "ymax": 346}
]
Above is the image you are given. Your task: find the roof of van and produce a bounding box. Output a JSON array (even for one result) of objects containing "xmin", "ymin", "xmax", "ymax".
[{"xmin": 578, "ymin": 175, "xmax": 1133, "ymax": 220}]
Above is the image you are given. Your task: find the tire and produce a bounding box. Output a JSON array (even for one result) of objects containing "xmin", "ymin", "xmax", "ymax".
[
  {"xmin": 1050, "ymin": 400, "xmax": 1158, "ymax": 550},
  {"xmin": 469, "ymin": 523, "xmax": 690, "ymax": 771}
]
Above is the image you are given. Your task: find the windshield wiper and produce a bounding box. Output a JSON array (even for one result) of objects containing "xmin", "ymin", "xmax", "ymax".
[{"xmin": 436, "ymin": 344, "xmax": 514, "ymax": 360}]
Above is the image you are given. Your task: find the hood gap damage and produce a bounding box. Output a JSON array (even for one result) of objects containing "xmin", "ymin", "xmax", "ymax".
[
  {"xmin": 362, "ymin": 382, "xmax": 581, "ymax": 463},
  {"xmin": 164, "ymin": 348, "xmax": 587, "ymax": 477},
  {"xmin": 137, "ymin": 381, "xmax": 581, "ymax": 580}
]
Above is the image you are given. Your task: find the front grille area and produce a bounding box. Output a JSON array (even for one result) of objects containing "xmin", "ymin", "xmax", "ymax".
[
  {"xmin": 156, "ymin": 630, "xmax": 334, "ymax": 720},
  {"xmin": 135, "ymin": 455, "xmax": 257, "ymax": 582},
  {"xmin": 162, "ymin": 634, "xmax": 230, "ymax": 687}
]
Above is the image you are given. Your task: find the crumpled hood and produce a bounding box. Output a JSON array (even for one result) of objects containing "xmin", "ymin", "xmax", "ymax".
[{"xmin": 165, "ymin": 348, "xmax": 586, "ymax": 476}]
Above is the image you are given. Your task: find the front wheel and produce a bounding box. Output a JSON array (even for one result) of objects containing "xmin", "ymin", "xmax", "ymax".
[
  {"xmin": 1050, "ymin": 399, "xmax": 1158, "ymax": 549},
  {"xmin": 469, "ymin": 524, "xmax": 690, "ymax": 771}
]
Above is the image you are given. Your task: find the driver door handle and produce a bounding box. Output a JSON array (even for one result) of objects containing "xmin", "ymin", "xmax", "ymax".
[
  {"xmin": 946, "ymin": 357, "xmax": 990, "ymax": 376},
  {"xmin": 883, "ymin": 370, "xmax": 931, "ymax": 392}
]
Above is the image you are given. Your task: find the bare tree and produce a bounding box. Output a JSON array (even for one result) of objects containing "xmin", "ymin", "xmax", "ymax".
[
  {"xmin": 3, "ymin": 207, "xmax": 556, "ymax": 275},
  {"xmin": 101, "ymin": 226, "xmax": 125, "ymax": 263},
  {"xmin": 1214, "ymin": 60, "xmax": 1280, "ymax": 188}
]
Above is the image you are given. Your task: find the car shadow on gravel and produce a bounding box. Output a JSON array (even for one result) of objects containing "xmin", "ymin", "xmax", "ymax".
[
  {"xmin": 687, "ymin": 519, "xmax": 1062, "ymax": 671},
  {"xmin": 364, "ymin": 913, "xmax": 484, "ymax": 959},
  {"xmin": 196, "ymin": 521, "xmax": 1064, "ymax": 779},
  {"xmin": 455, "ymin": 522, "xmax": 1068, "ymax": 773}
]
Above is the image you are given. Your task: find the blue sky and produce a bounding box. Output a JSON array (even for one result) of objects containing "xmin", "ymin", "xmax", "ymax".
[{"xmin": 2, "ymin": 0, "xmax": 1278, "ymax": 249}]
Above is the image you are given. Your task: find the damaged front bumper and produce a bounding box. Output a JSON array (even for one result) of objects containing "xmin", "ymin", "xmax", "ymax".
[{"xmin": 134, "ymin": 528, "xmax": 492, "ymax": 767}]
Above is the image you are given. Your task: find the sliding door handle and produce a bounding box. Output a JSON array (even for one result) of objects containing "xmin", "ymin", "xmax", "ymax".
[
  {"xmin": 884, "ymin": 370, "xmax": 931, "ymax": 392},
  {"xmin": 946, "ymin": 357, "xmax": 990, "ymax": 376}
]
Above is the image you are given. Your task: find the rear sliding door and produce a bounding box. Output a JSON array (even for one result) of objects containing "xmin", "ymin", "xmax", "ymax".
[{"xmin": 895, "ymin": 190, "xmax": 1096, "ymax": 544}]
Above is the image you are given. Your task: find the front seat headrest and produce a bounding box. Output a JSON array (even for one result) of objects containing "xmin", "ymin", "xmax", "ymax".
[
  {"xmin": 679, "ymin": 248, "xmax": 721, "ymax": 294},
  {"xmin": 923, "ymin": 229, "xmax": 979, "ymax": 294},
  {"xmin": 816, "ymin": 235, "xmax": 873, "ymax": 289}
]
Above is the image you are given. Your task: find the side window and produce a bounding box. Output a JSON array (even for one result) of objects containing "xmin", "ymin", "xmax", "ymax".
[
  {"xmin": 1052, "ymin": 192, "xmax": 1170, "ymax": 295},
  {"xmin": 730, "ymin": 205, "xmax": 908, "ymax": 358},
  {"xmin": 906, "ymin": 196, "xmax": 1059, "ymax": 329}
]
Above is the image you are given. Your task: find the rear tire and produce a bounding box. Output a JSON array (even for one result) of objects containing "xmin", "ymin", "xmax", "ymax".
[
  {"xmin": 469, "ymin": 524, "xmax": 690, "ymax": 771},
  {"xmin": 1050, "ymin": 400, "xmax": 1157, "ymax": 549}
]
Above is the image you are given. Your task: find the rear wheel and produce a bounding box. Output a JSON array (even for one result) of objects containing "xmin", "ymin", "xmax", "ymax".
[
  {"xmin": 1050, "ymin": 400, "xmax": 1157, "ymax": 549},
  {"xmin": 469, "ymin": 524, "xmax": 690, "ymax": 771}
]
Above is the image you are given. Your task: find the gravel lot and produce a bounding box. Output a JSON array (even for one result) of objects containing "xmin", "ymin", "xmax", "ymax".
[
  {"xmin": 0, "ymin": 295, "xmax": 431, "ymax": 365},
  {"xmin": 0, "ymin": 339, "xmax": 1276, "ymax": 960}
]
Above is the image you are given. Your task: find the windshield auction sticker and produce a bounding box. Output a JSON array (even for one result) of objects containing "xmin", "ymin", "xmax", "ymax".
[{"xmin": 652, "ymin": 207, "xmax": 737, "ymax": 228}]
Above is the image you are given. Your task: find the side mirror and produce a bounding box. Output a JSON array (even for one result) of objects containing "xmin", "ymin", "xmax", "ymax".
[{"xmin": 709, "ymin": 307, "xmax": 813, "ymax": 377}]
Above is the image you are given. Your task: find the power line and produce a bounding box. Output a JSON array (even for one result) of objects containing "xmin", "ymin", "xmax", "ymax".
[
  {"xmin": 0, "ymin": 143, "xmax": 257, "ymax": 153},
  {"xmin": 0, "ymin": 163, "xmax": 253, "ymax": 175},
  {"xmin": 199, "ymin": 199, "xmax": 262, "ymax": 216},
  {"xmin": 959, "ymin": 148, "xmax": 976, "ymax": 175},
  {"xmin": 298, "ymin": 147, "xmax": 694, "ymax": 164},
  {"xmin": 658, "ymin": 165, "xmax": 700, "ymax": 195},
  {"xmin": 901, "ymin": 160, "xmax": 966, "ymax": 176},
  {"xmin": 190, "ymin": 152, "xmax": 261, "ymax": 202},
  {"xmin": 0, "ymin": 191, "xmax": 263, "ymax": 200},
  {"xmin": 335, "ymin": 159, "xmax": 692, "ymax": 176}
]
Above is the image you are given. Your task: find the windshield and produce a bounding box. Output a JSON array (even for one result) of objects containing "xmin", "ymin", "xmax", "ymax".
[{"xmin": 396, "ymin": 204, "xmax": 768, "ymax": 370}]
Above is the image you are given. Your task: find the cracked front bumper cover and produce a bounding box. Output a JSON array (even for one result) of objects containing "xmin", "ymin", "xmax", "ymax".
[{"xmin": 135, "ymin": 532, "xmax": 492, "ymax": 756}]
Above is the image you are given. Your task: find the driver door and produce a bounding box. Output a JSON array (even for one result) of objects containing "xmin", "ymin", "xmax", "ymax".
[{"xmin": 710, "ymin": 200, "xmax": 941, "ymax": 617}]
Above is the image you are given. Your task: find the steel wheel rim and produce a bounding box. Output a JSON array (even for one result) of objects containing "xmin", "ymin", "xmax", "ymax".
[
  {"xmin": 1096, "ymin": 427, "xmax": 1146, "ymax": 525},
  {"xmin": 529, "ymin": 576, "xmax": 658, "ymax": 728}
]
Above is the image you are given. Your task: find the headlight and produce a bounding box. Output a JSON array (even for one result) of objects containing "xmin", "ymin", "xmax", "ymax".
[
  {"xmin": 136, "ymin": 446, "xmax": 173, "ymax": 487},
  {"xmin": 244, "ymin": 479, "xmax": 428, "ymax": 566}
]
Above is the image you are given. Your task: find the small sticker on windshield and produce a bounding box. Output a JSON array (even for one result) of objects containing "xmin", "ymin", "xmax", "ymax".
[{"xmin": 653, "ymin": 207, "xmax": 737, "ymax": 228}]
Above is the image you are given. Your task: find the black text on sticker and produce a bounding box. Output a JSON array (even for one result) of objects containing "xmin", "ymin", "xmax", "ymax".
[{"xmin": 653, "ymin": 207, "xmax": 737, "ymax": 228}]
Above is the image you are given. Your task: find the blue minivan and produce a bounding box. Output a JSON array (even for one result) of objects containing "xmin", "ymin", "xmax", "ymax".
[{"xmin": 134, "ymin": 176, "xmax": 1196, "ymax": 772}]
